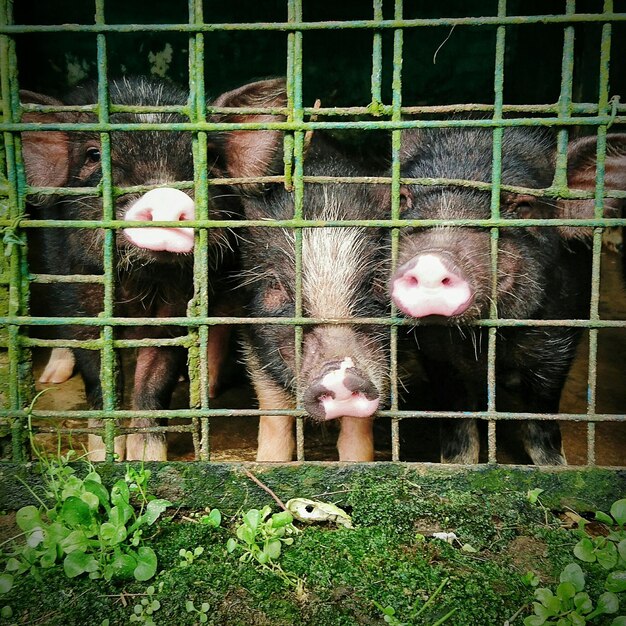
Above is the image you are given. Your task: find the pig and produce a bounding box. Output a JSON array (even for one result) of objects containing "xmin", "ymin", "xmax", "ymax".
[
  {"xmin": 21, "ymin": 76, "xmax": 287, "ymax": 461},
  {"xmin": 236, "ymin": 133, "xmax": 391, "ymax": 462},
  {"xmin": 390, "ymin": 127, "xmax": 626, "ymax": 465}
]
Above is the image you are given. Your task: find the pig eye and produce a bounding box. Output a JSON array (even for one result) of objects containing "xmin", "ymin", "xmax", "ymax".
[
  {"xmin": 263, "ymin": 277, "xmax": 290, "ymax": 312},
  {"xmin": 85, "ymin": 147, "xmax": 101, "ymax": 164}
]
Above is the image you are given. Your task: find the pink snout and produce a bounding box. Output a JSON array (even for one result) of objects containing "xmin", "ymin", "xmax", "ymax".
[
  {"xmin": 391, "ymin": 254, "xmax": 473, "ymax": 318},
  {"xmin": 124, "ymin": 188, "xmax": 195, "ymax": 253},
  {"xmin": 303, "ymin": 357, "xmax": 380, "ymax": 421}
]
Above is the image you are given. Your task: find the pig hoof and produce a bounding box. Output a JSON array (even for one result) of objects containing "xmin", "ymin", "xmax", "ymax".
[
  {"xmin": 39, "ymin": 348, "xmax": 75, "ymax": 384},
  {"xmin": 126, "ymin": 434, "xmax": 167, "ymax": 461},
  {"xmin": 303, "ymin": 357, "xmax": 379, "ymax": 421}
]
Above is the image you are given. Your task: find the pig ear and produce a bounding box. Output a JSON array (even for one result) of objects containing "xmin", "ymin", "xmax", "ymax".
[
  {"xmin": 557, "ymin": 133, "xmax": 626, "ymax": 240},
  {"xmin": 20, "ymin": 90, "xmax": 70, "ymax": 203},
  {"xmin": 211, "ymin": 78, "xmax": 287, "ymax": 184}
]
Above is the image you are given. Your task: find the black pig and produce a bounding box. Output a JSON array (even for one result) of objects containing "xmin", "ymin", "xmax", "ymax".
[
  {"xmin": 237, "ymin": 134, "xmax": 391, "ymax": 461},
  {"xmin": 391, "ymin": 127, "xmax": 626, "ymax": 464},
  {"xmin": 22, "ymin": 76, "xmax": 286, "ymax": 460}
]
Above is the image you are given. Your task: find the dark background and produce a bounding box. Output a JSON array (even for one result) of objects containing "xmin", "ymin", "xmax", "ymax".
[{"xmin": 11, "ymin": 0, "xmax": 626, "ymax": 110}]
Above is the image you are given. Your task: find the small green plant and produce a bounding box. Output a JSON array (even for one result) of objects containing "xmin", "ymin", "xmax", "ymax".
[
  {"xmin": 178, "ymin": 546, "xmax": 204, "ymax": 568},
  {"xmin": 523, "ymin": 497, "xmax": 626, "ymax": 626},
  {"xmin": 0, "ymin": 451, "xmax": 171, "ymax": 592},
  {"xmin": 226, "ymin": 505, "xmax": 303, "ymax": 590},
  {"xmin": 185, "ymin": 600, "xmax": 210, "ymax": 623},
  {"xmin": 130, "ymin": 584, "xmax": 163, "ymax": 625},
  {"xmin": 198, "ymin": 508, "xmax": 222, "ymax": 528}
]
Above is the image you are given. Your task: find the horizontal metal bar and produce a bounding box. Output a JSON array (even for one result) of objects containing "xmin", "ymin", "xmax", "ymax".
[
  {"xmin": 5, "ymin": 408, "xmax": 624, "ymax": 422},
  {"xmin": 7, "ymin": 218, "xmax": 626, "ymax": 230},
  {"xmin": 1, "ymin": 14, "xmax": 626, "ymax": 34},
  {"xmin": 28, "ymin": 274, "xmax": 105, "ymax": 284},
  {"xmin": 3, "ymin": 115, "xmax": 625, "ymax": 132},
  {"xmin": 20, "ymin": 337, "xmax": 192, "ymax": 349},
  {"xmin": 2, "ymin": 316, "xmax": 626, "ymax": 328}
]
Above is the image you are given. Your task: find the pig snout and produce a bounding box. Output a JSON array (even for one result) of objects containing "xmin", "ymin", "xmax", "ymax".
[
  {"xmin": 391, "ymin": 253, "xmax": 473, "ymax": 318},
  {"xmin": 123, "ymin": 188, "xmax": 195, "ymax": 253},
  {"xmin": 303, "ymin": 357, "xmax": 380, "ymax": 421}
]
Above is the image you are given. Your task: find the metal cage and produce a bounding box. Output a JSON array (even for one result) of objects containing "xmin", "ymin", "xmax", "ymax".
[{"xmin": 0, "ymin": 0, "xmax": 625, "ymax": 467}]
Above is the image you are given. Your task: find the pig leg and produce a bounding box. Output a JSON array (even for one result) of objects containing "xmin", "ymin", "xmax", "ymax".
[
  {"xmin": 207, "ymin": 324, "xmax": 230, "ymax": 399},
  {"xmin": 39, "ymin": 347, "xmax": 75, "ymax": 384},
  {"xmin": 126, "ymin": 346, "xmax": 186, "ymax": 461},
  {"xmin": 248, "ymin": 354, "xmax": 296, "ymax": 462},
  {"xmin": 440, "ymin": 419, "xmax": 480, "ymax": 464},
  {"xmin": 74, "ymin": 348, "xmax": 127, "ymax": 461},
  {"xmin": 337, "ymin": 416, "xmax": 374, "ymax": 461},
  {"xmin": 521, "ymin": 420, "xmax": 565, "ymax": 465}
]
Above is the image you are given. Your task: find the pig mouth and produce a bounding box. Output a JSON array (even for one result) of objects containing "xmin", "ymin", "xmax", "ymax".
[
  {"xmin": 123, "ymin": 227, "xmax": 195, "ymax": 254},
  {"xmin": 303, "ymin": 358, "xmax": 381, "ymax": 421}
]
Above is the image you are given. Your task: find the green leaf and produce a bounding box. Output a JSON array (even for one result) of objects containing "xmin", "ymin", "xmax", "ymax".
[
  {"xmin": 111, "ymin": 480, "xmax": 130, "ymax": 507},
  {"xmin": 100, "ymin": 522, "xmax": 128, "ymax": 546},
  {"xmin": 535, "ymin": 588, "xmax": 561, "ymax": 614},
  {"xmin": 606, "ymin": 570, "xmax": 626, "ymax": 593},
  {"xmin": 205, "ymin": 509, "xmax": 221, "ymax": 527},
  {"xmin": 610, "ymin": 499, "xmax": 626, "ymax": 526},
  {"xmin": 560, "ymin": 563, "xmax": 585, "ymax": 592},
  {"xmin": 109, "ymin": 504, "xmax": 134, "ymax": 527},
  {"xmin": 527, "ymin": 488, "xmax": 545, "ymax": 504},
  {"xmin": 610, "ymin": 617, "xmax": 626, "ymax": 626},
  {"xmin": 16, "ymin": 506, "xmax": 42, "ymax": 532},
  {"xmin": 597, "ymin": 543, "xmax": 619, "ymax": 570},
  {"xmin": 569, "ymin": 613, "xmax": 586, "ymax": 626},
  {"xmin": 596, "ymin": 511, "xmax": 615, "ymax": 525},
  {"xmin": 596, "ymin": 592, "xmax": 619, "ymax": 615},
  {"xmin": 574, "ymin": 592, "xmax": 593, "ymax": 614},
  {"xmin": 185, "ymin": 601, "xmax": 195, "ymax": 612},
  {"xmin": 141, "ymin": 499, "xmax": 171, "ymax": 526},
  {"xmin": 226, "ymin": 538, "xmax": 238, "ymax": 553},
  {"xmin": 133, "ymin": 547, "xmax": 157, "ymax": 582},
  {"xmin": 108, "ymin": 554, "xmax": 137, "ymax": 580},
  {"xmin": 243, "ymin": 509, "xmax": 262, "ymax": 530},
  {"xmin": 4, "ymin": 558, "xmax": 21, "ymax": 573},
  {"xmin": 618, "ymin": 539, "xmax": 626, "ymax": 562},
  {"xmin": 524, "ymin": 616, "xmax": 547, "ymax": 626},
  {"xmin": 40, "ymin": 545, "xmax": 59, "ymax": 569},
  {"xmin": 0, "ymin": 574, "xmax": 13, "ymax": 594},
  {"xmin": 556, "ymin": 582, "xmax": 576, "ymax": 602},
  {"xmin": 1, "ymin": 606, "xmax": 13, "ymax": 619},
  {"xmin": 80, "ymin": 491, "xmax": 100, "ymax": 512},
  {"xmin": 84, "ymin": 480, "xmax": 109, "ymax": 509},
  {"xmin": 63, "ymin": 551, "xmax": 96, "ymax": 578},
  {"xmin": 270, "ymin": 511, "xmax": 294, "ymax": 528},
  {"xmin": 60, "ymin": 530, "xmax": 90, "ymax": 554},
  {"xmin": 265, "ymin": 539, "xmax": 282, "ymax": 561},
  {"xmin": 61, "ymin": 496, "xmax": 93, "ymax": 529},
  {"xmin": 573, "ymin": 538, "xmax": 596, "ymax": 563}
]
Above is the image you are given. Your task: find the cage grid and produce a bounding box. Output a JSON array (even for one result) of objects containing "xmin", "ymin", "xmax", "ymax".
[{"xmin": 0, "ymin": 0, "xmax": 625, "ymax": 466}]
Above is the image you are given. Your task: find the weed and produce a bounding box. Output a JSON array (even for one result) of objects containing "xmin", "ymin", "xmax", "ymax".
[
  {"xmin": 178, "ymin": 546, "xmax": 204, "ymax": 568},
  {"xmin": 185, "ymin": 600, "xmax": 210, "ymax": 623},
  {"xmin": 130, "ymin": 583, "xmax": 163, "ymax": 625},
  {"xmin": 226, "ymin": 505, "xmax": 304, "ymax": 593},
  {"xmin": 0, "ymin": 451, "xmax": 171, "ymax": 593},
  {"xmin": 523, "ymin": 498, "xmax": 626, "ymax": 626}
]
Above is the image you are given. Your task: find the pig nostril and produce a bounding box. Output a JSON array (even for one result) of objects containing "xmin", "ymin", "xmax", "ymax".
[
  {"xmin": 442, "ymin": 277, "xmax": 451, "ymax": 286},
  {"xmin": 407, "ymin": 276, "xmax": 419, "ymax": 287}
]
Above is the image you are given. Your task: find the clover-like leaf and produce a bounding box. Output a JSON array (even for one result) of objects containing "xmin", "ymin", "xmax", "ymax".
[
  {"xmin": 107, "ymin": 553, "xmax": 137, "ymax": 580},
  {"xmin": 605, "ymin": 570, "xmax": 626, "ymax": 593},
  {"xmin": 0, "ymin": 574, "xmax": 13, "ymax": 595},
  {"xmin": 610, "ymin": 499, "xmax": 626, "ymax": 526},
  {"xmin": 243, "ymin": 509, "xmax": 262, "ymax": 531},
  {"xmin": 61, "ymin": 496, "xmax": 93, "ymax": 529},
  {"xmin": 83, "ymin": 480, "xmax": 109, "ymax": 509},
  {"xmin": 63, "ymin": 551, "xmax": 97, "ymax": 578},
  {"xmin": 133, "ymin": 546, "xmax": 157, "ymax": 582},
  {"xmin": 596, "ymin": 592, "xmax": 619, "ymax": 615},
  {"xmin": 523, "ymin": 615, "xmax": 547, "ymax": 626},
  {"xmin": 573, "ymin": 592, "xmax": 593, "ymax": 614},
  {"xmin": 141, "ymin": 499, "xmax": 171, "ymax": 526},
  {"xmin": 560, "ymin": 563, "xmax": 585, "ymax": 592},
  {"xmin": 597, "ymin": 543, "xmax": 619, "ymax": 570},
  {"xmin": 16, "ymin": 506, "xmax": 42, "ymax": 532},
  {"xmin": 556, "ymin": 582, "xmax": 576, "ymax": 602},
  {"xmin": 111, "ymin": 480, "xmax": 130, "ymax": 507},
  {"xmin": 574, "ymin": 538, "xmax": 596, "ymax": 563}
]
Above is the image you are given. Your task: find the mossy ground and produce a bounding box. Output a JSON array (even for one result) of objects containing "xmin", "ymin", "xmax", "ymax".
[{"xmin": 1, "ymin": 465, "xmax": 624, "ymax": 626}]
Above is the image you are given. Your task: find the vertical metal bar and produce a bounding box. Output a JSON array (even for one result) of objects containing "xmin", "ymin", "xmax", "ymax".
[
  {"xmin": 585, "ymin": 0, "xmax": 613, "ymax": 466},
  {"xmin": 188, "ymin": 0, "xmax": 210, "ymax": 461},
  {"xmin": 288, "ymin": 0, "xmax": 305, "ymax": 461},
  {"xmin": 390, "ymin": 0, "xmax": 403, "ymax": 462},
  {"xmin": 486, "ymin": 0, "xmax": 507, "ymax": 465},
  {"xmin": 95, "ymin": 0, "xmax": 117, "ymax": 461},
  {"xmin": 370, "ymin": 0, "xmax": 384, "ymax": 110},
  {"xmin": 1, "ymin": 0, "xmax": 29, "ymax": 461}
]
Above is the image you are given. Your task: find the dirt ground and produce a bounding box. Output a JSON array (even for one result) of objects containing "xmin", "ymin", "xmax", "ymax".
[{"xmin": 30, "ymin": 251, "xmax": 625, "ymax": 466}]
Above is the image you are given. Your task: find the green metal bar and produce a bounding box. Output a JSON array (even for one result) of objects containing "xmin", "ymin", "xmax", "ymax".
[
  {"xmin": 95, "ymin": 0, "xmax": 118, "ymax": 461},
  {"xmin": 390, "ymin": 0, "xmax": 403, "ymax": 462},
  {"xmin": 6, "ymin": 316, "xmax": 626, "ymax": 329},
  {"xmin": 370, "ymin": 0, "xmax": 383, "ymax": 111},
  {"xmin": 586, "ymin": 0, "xmax": 614, "ymax": 466},
  {"xmin": 7, "ymin": 114, "xmax": 626, "ymax": 131},
  {"xmin": 288, "ymin": 0, "xmax": 305, "ymax": 462},
  {"xmin": 486, "ymin": 0, "xmax": 507, "ymax": 465},
  {"xmin": 188, "ymin": 0, "xmax": 209, "ymax": 461},
  {"xmin": 2, "ymin": 14, "xmax": 626, "ymax": 34}
]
